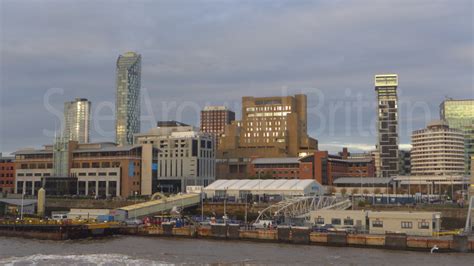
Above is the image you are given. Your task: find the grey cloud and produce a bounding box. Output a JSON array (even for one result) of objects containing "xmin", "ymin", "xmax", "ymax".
[{"xmin": 1, "ymin": 0, "xmax": 472, "ymax": 154}]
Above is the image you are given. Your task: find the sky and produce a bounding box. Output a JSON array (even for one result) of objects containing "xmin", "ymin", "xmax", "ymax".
[{"xmin": 0, "ymin": 0, "xmax": 473, "ymax": 154}]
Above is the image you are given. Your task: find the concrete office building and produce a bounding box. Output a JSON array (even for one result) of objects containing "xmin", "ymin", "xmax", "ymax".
[
  {"xmin": 13, "ymin": 142, "xmax": 156, "ymax": 197},
  {"xmin": 115, "ymin": 52, "xmax": 141, "ymax": 146},
  {"xmin": 134, "ymin": 121, "xmax": 215, "ymax": 193},
  {"xmin": 63, "ymin": 98, "xmax": 91, "ymax": 143},
  {"xmin": 200, "ymin": 106, "xmax": 235, "ymax": 149},
  {"xmin": 440, "ymin": 99, "xmax": 474, "ymax": 175},
  {"xmin": 0, "ymin": 154, "xmax": 15, "ymax": 193},
  {"xmin": 411, "ymin": 120, "xmax": 465, "ymax": 176},
  {"xmin": 375, "ymin": 74, "xmax": 399, "ymax": 177}
]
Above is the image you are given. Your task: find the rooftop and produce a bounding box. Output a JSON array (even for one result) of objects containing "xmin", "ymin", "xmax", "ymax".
[
  {"xmin": 252, "ymin": 157, "xmax": 300, "ymax": 165},
  {"xmin": 205, "ymin": 179, "xmax": 320, "ymax": 191},
  {"xmin": 333, "ymin": 177, "xmax": 393, "ymax": 185}
]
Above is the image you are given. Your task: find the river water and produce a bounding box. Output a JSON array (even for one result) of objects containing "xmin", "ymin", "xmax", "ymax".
[{"xmin": 0, "ymin": 236, "xmax": 472, "ymax": 265}]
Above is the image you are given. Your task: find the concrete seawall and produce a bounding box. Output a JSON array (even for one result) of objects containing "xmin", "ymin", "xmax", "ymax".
[{"xmin": 139, "ymin": 225, "xmax": 474, "ymax": 253}]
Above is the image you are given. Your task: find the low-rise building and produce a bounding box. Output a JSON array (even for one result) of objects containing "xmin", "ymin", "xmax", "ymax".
[
  {"xmin": 0, "ymin": 154, "xmax": 15, "ymax": 193},
  {"xmin": 246, "ymin": 148, "xmax": 375, "ymax": 186},
  {"xmin": 310, "ymin": 210, "xmax": 368, "ymax": 231},
  {"xmin": 13, "ymin": 142, "xmax": 157, "ymax": 198},
  {"xmin": 203, "ymin": 179, "xmax": 322, "ymax": 201},
  {"xmin": 309, "ymin": 210, "xmax": 441, "ymax": 237},
  {"xmin": 368, "ymin": 211, "xmax": 441, "ymax": 237}
]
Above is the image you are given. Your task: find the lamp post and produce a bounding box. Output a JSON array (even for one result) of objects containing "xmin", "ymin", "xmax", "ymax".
[
  {"xmin": 201, "ymin": 190, "xmax": 204, "ymax": 223},
  {"xmin": 20, "ymin": 192, "xmax": 25, "ymax": 220},
  {"xmin": 134, "ymin": 191, "xmax": 138, "ymax": 219},
  {"xmin": 223, "ymin": 187, "xmax": 228, "ymax": 224}
]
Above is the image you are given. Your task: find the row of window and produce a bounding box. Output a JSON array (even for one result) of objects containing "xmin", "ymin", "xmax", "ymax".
[
  {"xmin": 372, "ymin": 220, "xmax": 430, "ymax": 229},
  {"xmin": 76, "ymin": 172, "xmax": 118, "ymax": 177},
  {"xmin": 0, "ymin": 166, "xmax": 14, "ymax": 170},
  {"xmin": 316, "ymin": 217, "xmax": 354, "ymax": 226},
  {"xmin": 0, "ymin": 173, "xmax": 14, "ymax": 177},
  {"xmin": 0, "ymin": 180, "xmax": 14, "ymax": 185},
  {"xmin": 17, "ymin": 173, "xmax": 51, "ymax": 177}
]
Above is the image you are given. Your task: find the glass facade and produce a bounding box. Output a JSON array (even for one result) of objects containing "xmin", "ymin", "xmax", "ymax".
[
  {"xmin": 63, "ymin": 98, "xmax": 91, "ymax": 143},
  {"xmin": 440, "ymin": 99, "xmax": 474, "ymax": 174},
  {"xmin": 115, "ymin": 52, "xmax": 141, "ymax": 145}
]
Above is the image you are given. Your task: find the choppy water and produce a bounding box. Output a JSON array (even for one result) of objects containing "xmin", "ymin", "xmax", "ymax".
[{"xmin": 0, "ymin": 235, "xmax": 472, "ymax": 265}]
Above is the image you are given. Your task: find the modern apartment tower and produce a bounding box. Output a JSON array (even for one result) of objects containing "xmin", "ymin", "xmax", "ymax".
[
  {"xmin": 200, "ymin": 106, "xmax": 235, "ymax": 149},
  {"xmin": 440, "ymin": 99, "xmax": 474, "ymax": 175},
  {"xmin": 63, "ymin": 98, "xmax": 91, "ymax": 143},
  {"xmin": 375, "ymin": 74, "xmax": 399, "ymax": 177},
  {"xmin": 411, "ymin": 120, "xmax": 465, "ymax": 176},
  {"xmin": 115, "ymin": 51, "xmax": 142, "ymax": 146}
]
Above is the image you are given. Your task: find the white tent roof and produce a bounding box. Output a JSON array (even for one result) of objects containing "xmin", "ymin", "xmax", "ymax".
[{"xmin": 204, "ymin": 179, "xmax": 319, "ymax": 192}]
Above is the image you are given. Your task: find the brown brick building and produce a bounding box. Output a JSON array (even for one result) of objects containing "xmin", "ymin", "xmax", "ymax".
[
  {"xmin": 217, "ymin": 94, "xmax": 318, "ymax": 178},
  {"xmin": 200, "ymin": 106, "xmax": 235, "ymax": 150},
  {"xmin": 13, "ymin": 142, "xmax": 156, "ymax": 197},
  {"xmin": 0, "ymin": 154, "xmax": 15, "ymax": 193},
  {"xmin": 247, "ymin": 149, "xmax": 375, "ymax": 186}
]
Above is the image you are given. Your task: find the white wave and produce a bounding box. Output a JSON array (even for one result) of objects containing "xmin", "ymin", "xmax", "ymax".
[{"xmin": 0, "ymin": 253, "xmax": 172, "ymax": 266}]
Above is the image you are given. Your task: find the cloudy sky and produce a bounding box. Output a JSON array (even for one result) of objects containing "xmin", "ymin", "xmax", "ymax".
[{"xmin": 0, "ymin": 0, "xmax": 472, "ymax": 154}]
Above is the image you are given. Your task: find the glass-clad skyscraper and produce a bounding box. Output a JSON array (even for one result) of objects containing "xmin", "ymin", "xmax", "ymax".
[
  {"xmin": 440, "ymin": 99, "xmax": 474, "ymax": 175},
  {"xmin": 63, "ymin": 98, "xmax": 91, "ymax": 143},
  {"xmin": 375, "ymin": 74, "xmax": 399, "ymax": 177},
  {"xmin": 115, "ymin": 52, "xmax": 141, "ymax": 146}
]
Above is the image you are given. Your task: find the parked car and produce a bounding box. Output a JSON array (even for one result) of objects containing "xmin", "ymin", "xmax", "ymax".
[{"xmin": 125, "ymin": 218, "xmax": 143, "ymax": 226}]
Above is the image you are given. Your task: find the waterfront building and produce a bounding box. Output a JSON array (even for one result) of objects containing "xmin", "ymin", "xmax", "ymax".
[
  {"xmin": 374, "ymin": 74, "xmax": 399, "ymax": 177},
  {"xmin": 115, "ymin": 51, "xmax": 141, "ymax": 146},
  {"xmin": 203, "ymin": 179, "xmax": 322, "ymax": 201},
  {"xmin": 200, "ymin": 106, "xmax": 235, "ymax": 150},
  {"xmin": 440, "ymin": 99, "xmax": 474, "ymax": 175},
  {"xmin": 311, "ymin": 210, "xmax": 368, "ymax": 231},
  {"xmin": 368, "ymin": 211, "xmax": 441, "ymax": 237},
  {"xmin": 411, "ymin": 120, "xmax": 465, "ymax": 176},
  {"xmin": 217, "ymin": 94, "xmax": 317, "ymax": 178},
  {"xmin": 311, "ymin": 210, "xmax": 441, "ymax": 237},
  {"xmin": 63, "ymin": 98, "xmax": 91, "ymax": 143},
  {"xmin": 13, "ymin": 142, "xmax": 156, "ymax": 197},
  {"xmin": 134, "ymin": 121, "xmax": 215, "ymax": 193},
  {"xmin": 0, "ymin": 154, "xmax": 15, "ymax": 193},
  {"xmin": 247, "ymin": 148, "xmax": 375, "ymax": 185}
]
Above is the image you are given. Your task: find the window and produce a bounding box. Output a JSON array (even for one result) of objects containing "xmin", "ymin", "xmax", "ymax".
[
  {"xmin": 316, "ymin": 217, "xmax": 324, "ymax": 225},
  {"xmin": 98, "ymin": 172, "xmax": 107, "ymax": 176},
  {"xmin": 401, "ymin": 221, "xmax": 412, "ymax": 229},
  {"xmin": 418, "ymin": 221, "xmax": 429, "ymax": 229},
  {"xmin": 372, "ymin": 220, "xmax": 383, "ymax": 228},
  {"xmin": 344, "ymin": 218, "xmax": 354, "ymax": 226},
  {"xmin": 331, "ymin": 218, "xmax": 341, "ymax": 225}
]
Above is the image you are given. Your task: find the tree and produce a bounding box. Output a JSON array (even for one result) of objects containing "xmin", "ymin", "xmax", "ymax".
[
  {"xmin": 351, "ymin": 188, "xmax": 359, "ymax": 195},
  {"xmin": 363, "ymin": 189, "xmax": 369, "ymax": 195},
  {"xmin": 340, "ymin": 188, "xmax": 347, "ymax": 196},
  {"xmin": 374, "ymin": 188, "xmax": 381, "ymax": 194},
  {"xmin": 330, "ymin": 187, "xmax": 337, "ymax": 195}
]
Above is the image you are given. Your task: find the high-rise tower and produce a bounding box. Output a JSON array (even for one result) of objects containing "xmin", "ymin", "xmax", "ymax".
[
  {"xmin": 63, "ymin": 98, "xmax": 91, "ymax": 143},
  {"xmin": 115, "ymin": 51, "xmax": 141, "ymax": 146},
  {"xmin": 440, "ymin": 99, "xmax": 474, "ymax": 175},
  {"xmin": 375, "ymin": 74, "xmax": 399, "ymax": 177}
]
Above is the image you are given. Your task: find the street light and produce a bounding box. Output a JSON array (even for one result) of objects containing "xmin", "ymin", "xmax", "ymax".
[
  {"xmin": 20, "ymin": 192, "xmax": 25, "ymax": 220},
  {"xmin": 134, "ymin": 191, "xmax": 138, "ymax": 219}
]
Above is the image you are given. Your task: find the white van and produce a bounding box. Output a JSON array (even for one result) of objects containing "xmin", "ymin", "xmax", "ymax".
[
  {"xmin": 52, "ymin": 213, "xmax": 68, "ymax": 220},
  {"xmin": 253, "ymin": 220, "xmax": 274, "ymax": 229}
]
